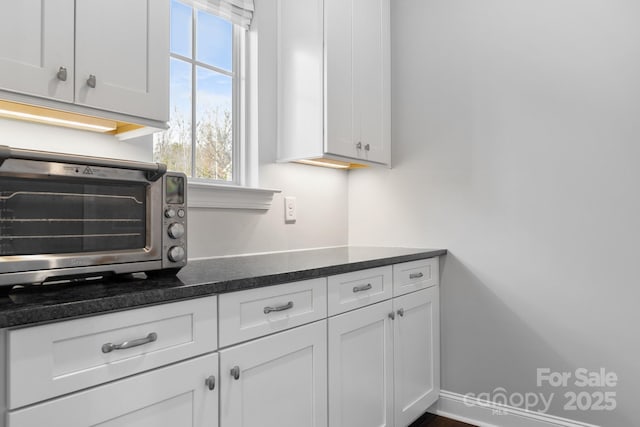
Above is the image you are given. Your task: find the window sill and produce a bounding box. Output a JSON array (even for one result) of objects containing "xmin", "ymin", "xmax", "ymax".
[{"xmin": 187, "ymin": 181, "xmax": 281, "ymax": 210}]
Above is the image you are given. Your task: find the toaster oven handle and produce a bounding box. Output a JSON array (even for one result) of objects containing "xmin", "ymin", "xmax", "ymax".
[{"xmin": 0, "ymin": 145, "xmax": 167, "ymax": 181}]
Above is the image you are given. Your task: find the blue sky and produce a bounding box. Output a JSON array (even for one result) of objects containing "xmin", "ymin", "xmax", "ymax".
[{"xmin": 169, "ymin": 0, "xmax": 233, "ymax": 124}]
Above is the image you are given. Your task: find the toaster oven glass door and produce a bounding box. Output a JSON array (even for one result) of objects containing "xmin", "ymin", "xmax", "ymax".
[{"xmin": 0, "ymin": 176, "xmax": 147, "ymax": 256}]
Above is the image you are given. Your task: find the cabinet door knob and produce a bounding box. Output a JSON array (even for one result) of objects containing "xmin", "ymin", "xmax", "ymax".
[
  {"xmin": 356, "ymin": 142, "xmax": 362, "ymax": 150},
  {"xmin": 364, "ymin": 144, "xmax": 370, "ymax": 151},
  {"xmin": 57, "ymin": 67, "xmax": 68, "ymax": 81},
  {"xmin": 397, "ymin": 308, "xmax": 405, "ymax": 317},
  {"xmin": 205, "ymin": 375, "xmax": 216, "ymax": 391},
  {"xmin": 87, "ymin": 74, "xmax": 97, "ymax": 88},
  {"xmin": 230, "ymin": 366, "xmax": 241, "ymax": 380},
  {"xmin": 388, "ymin": 312, "xmax": 395, "ymax": 320}
]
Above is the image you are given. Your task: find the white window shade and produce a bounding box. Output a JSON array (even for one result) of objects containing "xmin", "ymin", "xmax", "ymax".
[{"xmin": 189, "ymin": 0, "xmax": 254, "ymax": 28}]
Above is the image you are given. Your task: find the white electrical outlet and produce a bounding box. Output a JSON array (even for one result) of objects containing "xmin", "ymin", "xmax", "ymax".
[{"xmin": 284, "ymin": 196, "xmax": 297, "ymax": 222}]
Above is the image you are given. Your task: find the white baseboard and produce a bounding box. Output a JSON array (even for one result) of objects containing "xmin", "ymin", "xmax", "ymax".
[{"xmin": 430, "ymin": 391, "xmax": 600, "ymax": 427}]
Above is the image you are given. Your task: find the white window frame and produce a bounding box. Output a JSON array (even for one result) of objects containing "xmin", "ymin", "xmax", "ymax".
[
  {"xmin": 169, "ymin": 4, "xmax": 244, "ymax": 185},
  {"xmin": 166, "ymin": 1, "xmax": 279, "ymax": 209}
]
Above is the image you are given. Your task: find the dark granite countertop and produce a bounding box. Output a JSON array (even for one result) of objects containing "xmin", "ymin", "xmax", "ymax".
[{"xmin": 0, "ymin": 246, "xmax": 446, "ymax": 328}]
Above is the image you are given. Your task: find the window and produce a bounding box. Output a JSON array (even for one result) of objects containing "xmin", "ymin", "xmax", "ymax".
[{"xmin": 154, "ymin": 0, "xmax": 243, "ymax": 183}]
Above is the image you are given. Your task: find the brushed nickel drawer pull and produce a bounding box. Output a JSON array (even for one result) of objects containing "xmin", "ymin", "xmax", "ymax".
[
  {"xmin": 264, "ymin": 301, "xmax": 294, "ymax": 314},
  {"xmin": 352, "ymin": 283, "xmax": 372, "ymax": 293},
  {"xmin": 230, "ymin": 366, "xmax": 240, "ymax": 380},
  {"xmin": 397, "ymin": 308, "xmax": 405, "ymax": 317},
  {"xmin": 101, "ymin": 332, "xmax": 157, "ymax": 353},
  {"xmin": 409, "ymin": 272, "xmax": 424, "ymax": 279},
  {"xmin": 205, "ymin": 375, "xmax": 216, "ymax": 391},
  {"xmin": 388, "ymin": 312, "xmax": 395, "ymax": 320}
]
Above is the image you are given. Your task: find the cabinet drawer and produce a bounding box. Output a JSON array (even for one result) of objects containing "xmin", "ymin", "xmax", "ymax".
[
  {"xmin": 7, "ymin": 352, "xmax": 218, "ymax": 427},
  {"xmin": 7, "ymin": 296, "xmax": 217, "ymax": 410},
  {"xmin": 219, "ymin": 278, "xmax": 327, "ymax": 347},
  {"xmin": 393, "ymin": 257, "xmax": 439, "ymax": 296},
  {"xmin": 328, "ymin": 266, "xmax": 392, "ymax": 316}
]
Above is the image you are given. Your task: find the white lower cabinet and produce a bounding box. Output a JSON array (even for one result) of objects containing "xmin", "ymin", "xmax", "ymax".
[
  {"xmin": 328, "ymin": 300, "xmax": 394, "ymax": 427},
  {"xmin": 393, "ymin": 287, "xmax": 440, "ymax": 427},
  {"xmin": 7, "ymin": 352, "xmax": 219, "ymax": 427},
  {"xmin": 7, "ymin": 296, "xmax": 217, "ymax": 410},
  {"xmin": 220, "ymin": 320, "xmax": 328, "ymax": 427},
  {"xmin": 0, "ymin": 257, "xmax": 441, "ymax": 427},
  {"xmin": 328, "ymin": 286, "xmax": 440, "ymax": 427}
]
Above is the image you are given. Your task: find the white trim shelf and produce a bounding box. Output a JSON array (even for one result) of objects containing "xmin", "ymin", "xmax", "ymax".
[{"xmin": 187, "ymin": 181, "xmax": 281, "ymax": 210}]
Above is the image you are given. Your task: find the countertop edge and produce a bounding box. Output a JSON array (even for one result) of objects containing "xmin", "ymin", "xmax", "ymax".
[{"xmin": 0, "ymin": 248, "xmax": 447, "ymax": 328}]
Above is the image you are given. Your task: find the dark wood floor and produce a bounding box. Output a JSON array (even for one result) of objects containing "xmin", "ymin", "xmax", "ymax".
[{"xmin": 409, "ymin": 412, "xmax": 477, "ymax": 427}]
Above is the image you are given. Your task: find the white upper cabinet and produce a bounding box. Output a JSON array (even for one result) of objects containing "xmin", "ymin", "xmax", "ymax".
[
  {"xmin": 277, "ymin": 0, "xmax": 390, "ymax": 167},
  {"xmin": 325, "ymin": 0, "xmax": 390, "ymax": 164},
  {"xmin": 0, "ymin": 0, "xmax": 169, "ymax": 126},
  {"xmin": 75, "ymin": 0, "xmax": 169, "ymax": 122},
  {"xmin": 0, "ymin": 0, "xmax": 74, "ymax": 102}
]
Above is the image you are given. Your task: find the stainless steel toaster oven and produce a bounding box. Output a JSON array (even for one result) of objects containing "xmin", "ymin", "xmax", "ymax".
[{"xmin": 0, "ymin": 145, "xmax": 187, "ymax": 289}]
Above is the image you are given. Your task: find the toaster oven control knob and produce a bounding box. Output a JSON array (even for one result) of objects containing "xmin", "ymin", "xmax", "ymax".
[
  {"xmin": 168, "ymin": 246, "xmax": 186, "ymax": 263},
  {"xmin": 165, "ymin": 208, "xmax": 176, "ymax": 218},
  {"xmin": 167, "ymin": 223, "xmax": 185, "ymax": 239}
]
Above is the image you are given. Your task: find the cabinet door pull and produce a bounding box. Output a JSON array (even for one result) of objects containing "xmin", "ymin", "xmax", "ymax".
[
  {"xmin": 57, "ymin": 67, "xmax": 68, "ymax": 81},
  {"xmin": 101, "ymin": 332, "xmax": 157, "ymax": 353},
  {"xmin": 356, "ymin": 142, "xmax": 362, "ymax": 150},
  {"xmin": 364, "ymin": 144, "xmax": 370, "ymax": 151},
  {"xmin": 230, "ymin": 366, "xmax": 241, "ymax": 380},
  {"xmin": 205, "ymin": 375, "xmax": 216, "ymax": 391},
  {"xmin": 264, "ymin": 301, "xmax": 294, "ymax": 314},
  {"xmin": 397, "ymin": 308, "xmax": 405, "ymax": 317},
  {"xmin": 388, "ymin": 312, "xmax": 395, "ymax": 320},
  {"xmin": 409, "ymin": 272, "xmax": 424, "ymax": 279},
  {"xmin": 87, "ymin": 74, "xmax": 97, "ymax": 88},
  {"xmin": 352, "ymin": 283, "xmax": 372, "ymax": 293}
]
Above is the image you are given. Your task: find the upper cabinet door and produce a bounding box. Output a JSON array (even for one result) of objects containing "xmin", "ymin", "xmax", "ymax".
[
  {"xmin": 0, "ymin": 0, "xmax": 74, "ymax": 102},
  {"xmin": 325, "ymin": 0, "xmax": 390, "ymax": 165},
  {"xmin": 75, "ymin": 0, "xmax": 169, "ymax": 122},
  {"xmin": 353, "ymin": 0, "xmax": 390, "ymax": 165},
  {"xmin": 324, "ymin": 0, "xmax": 355, "ymax": 160}
]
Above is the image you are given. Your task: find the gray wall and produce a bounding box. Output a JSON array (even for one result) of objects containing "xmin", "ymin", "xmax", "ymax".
[{"xmin": 348, "ymin": 1, "xmax": 638, "ymax": 426}]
